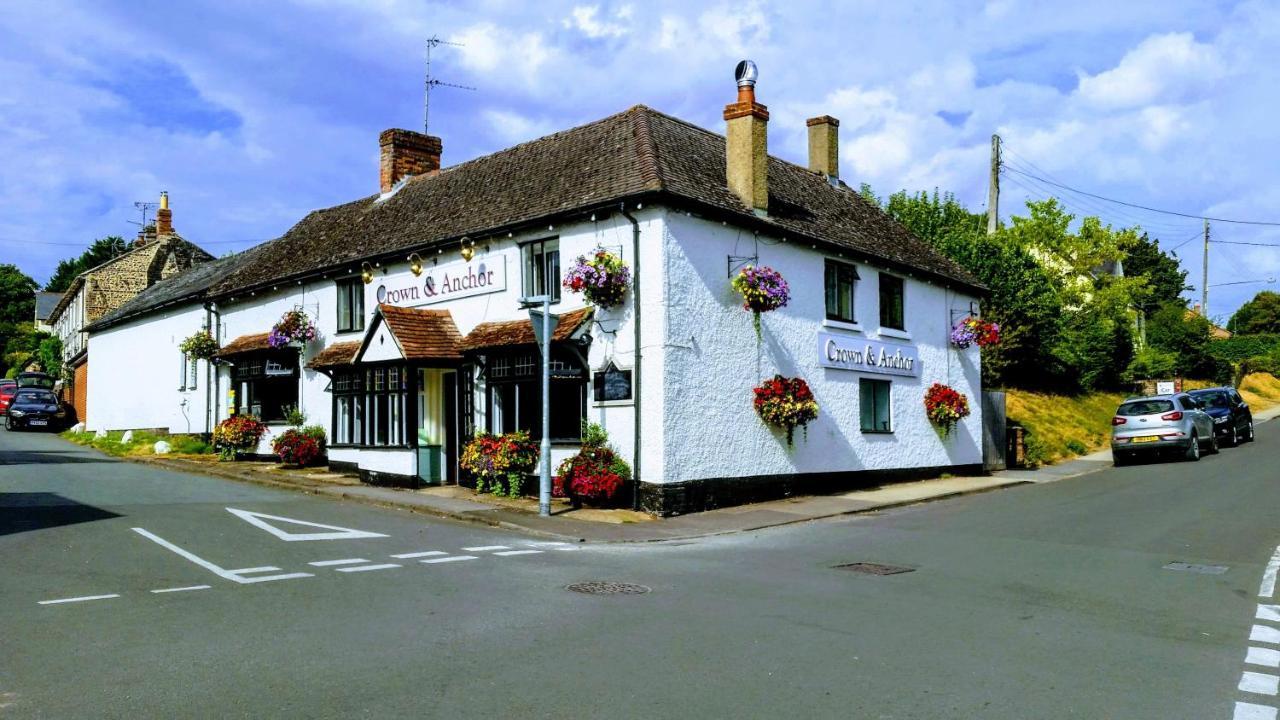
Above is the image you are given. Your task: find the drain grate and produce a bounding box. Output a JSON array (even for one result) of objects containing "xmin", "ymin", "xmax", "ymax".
[
  {"xmin": 834, "ymin": 562, "xmax": 916, "ymax": 576},
  {"xmin": 565, "ymin": 581, "xmax": 652, "ymax": 595},
  {"xmin": 1163, "ymin": 562, "xmax": 1228, "ymax": 575}
]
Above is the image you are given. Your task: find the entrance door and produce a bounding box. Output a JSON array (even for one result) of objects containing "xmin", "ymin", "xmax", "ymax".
[
  {"xmin": 444, "ymin": 371, "xmax": 458, "ymax": 484},
  {"xmin": 416, "ymin": 368, "xmax": 444, "ymax": 486}
]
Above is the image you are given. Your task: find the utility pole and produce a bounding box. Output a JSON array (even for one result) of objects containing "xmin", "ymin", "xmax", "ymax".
[
  {"xmin": 1202, "ymin": 218, "xmax": 1210, "ymax": 319},
  {"xmin": 987, "ymin": 134, "xmax": 1000, "ymax": 235}
]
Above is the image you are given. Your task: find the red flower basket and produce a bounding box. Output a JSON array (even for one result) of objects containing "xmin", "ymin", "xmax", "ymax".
[
  {"xmin": 924, "ymin": 383, "xmax": 970, "ymax": 435},
  {"xmin": 752, "ymin": 375, "xmax": 820, "ymax": 447}
]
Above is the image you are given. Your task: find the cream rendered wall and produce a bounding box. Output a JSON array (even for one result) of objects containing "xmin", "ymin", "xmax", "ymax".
[{"xmin": 659, "ymin": 211, "xmax": 982, "ymax": 485}]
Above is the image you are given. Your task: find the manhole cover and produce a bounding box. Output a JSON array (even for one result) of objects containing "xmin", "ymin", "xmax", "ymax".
[
  {"xmin": 834, "ymin": 562, "xmax": 916, "ymax": 576},
  {"xmin": 565, "ymin": 581, "xmax": 651, "ymax": 595},
  {"xmin": 1163, "ymin": 562, "xmax": 1228, "ymax": 575}
]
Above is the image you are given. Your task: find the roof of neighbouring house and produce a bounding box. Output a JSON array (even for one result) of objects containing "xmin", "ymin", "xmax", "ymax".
[
  {"xmin": 34, "ymin": 292, "xmax": 63, "ymax": 321},
  {"xmin": 375, "ymin": 304, "xmax": 464, "ymax": 361},
  {"xmin": 85, "ymin": 251, "xmax": 255, "ymax": 333},
  {"xmin": 459, "ymin": 307, "xmax": 594, "ymax": 351},
  {"xmin": 48, "ymin": 236, "xmax": 216, "ymax": 324},
  {"xmin": 305, "ymin": 340, "xmax": 362, "ymax": 370}
]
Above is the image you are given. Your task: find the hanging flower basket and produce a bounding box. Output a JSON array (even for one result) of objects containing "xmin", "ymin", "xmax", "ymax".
[
  {"xmin": 179, "ymin": 329, "xmax": 220, "ymax": 360},
  {"xmin": 732, "ymin": 265, "xmax": 790, "ymax": 339},
  {"xmin": 924, "ymin": 383, "xmax": 971, "ymax": 435},
  {"xmin": 562, "ymin": 248, "xmax": 631, "ymax": 308},
  {"xmin": 950, "ymin": 316, "xmax": 1000, "ymax": 349},
  {"xmin": 268, "ymin": 309, "xmax": 318, "ymax": 349},
  {"xmin": 753, "ymin": 374, "xmax": 819, "ymax": 447}
]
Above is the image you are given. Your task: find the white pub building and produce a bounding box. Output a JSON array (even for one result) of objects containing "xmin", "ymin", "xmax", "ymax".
[{"xmin": 85, "ymin": 66, "xmax": 986, "ymax": 515}]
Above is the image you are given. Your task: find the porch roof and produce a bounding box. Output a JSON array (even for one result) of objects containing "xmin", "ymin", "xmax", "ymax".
[
  {"xmin": 458, "ymin": 307, "xmax": 593, "ymax": 352},
  {"xmin": 215, "ymin": 332, "xmax": 271, "ymax": 358},
  {"xmin": 305, "ymin": 340, "xmax": 361, "ymax": 370},
  {"xmin": 375, "ymin": 304, "xmax": 464, "ymax": 361}
]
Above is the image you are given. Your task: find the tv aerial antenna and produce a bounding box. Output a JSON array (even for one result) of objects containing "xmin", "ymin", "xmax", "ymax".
[{"xmin": 423, "ymin": 35, "xmax": 475, "ymax": 135}]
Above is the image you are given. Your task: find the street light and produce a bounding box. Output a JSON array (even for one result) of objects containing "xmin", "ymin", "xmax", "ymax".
[{"xmin": 519, "ymin": 295, "xmax": 558, "ymax": 517}]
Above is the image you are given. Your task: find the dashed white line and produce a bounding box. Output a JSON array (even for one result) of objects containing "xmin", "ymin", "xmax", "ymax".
[
  {"xmin": 1234, "ymin": 701, "xmax": 1278, "ymax": 720},
  {"xmin": 1259, "ymin": 605, "xmax": 1280, "ymax": 623},
  {"xmin": 493, "ymin": 550, "xmax": 543, "ymax": 557},
  {"xmin": 390, "ymin": 551, "xmax": 448, "ymax": 559},
  {"xmin": 421, "ymin": 555, "xmax": 478, "ymax": 564},
  {"xmin": 462, "ymin": 545, "xmax": 509, "ymax": 552},
  {"xmin": 1240, "ymin": 670, "xmax": 1280, "ymax": 696},
  {"xmin": 308, "ymin": 558, "xmax": 370, "ymax": 567},
  {"xmin": 150, "ymin": 585, "xmax": 212, "ymax": 594},
  {"xmin": 335, "ymin": 563, "xmax": 401, "ymax": 573},
  {"xmin": 38, "ymin": 594, "xmax": 120, "ymax": 605},
  {"xmin": 1254, "ymin": 625, "xmax": 1280, "ymax": 645},
  {"xmin": 1262, "ymin": 546, "xmax": 1280, "ymax": 599},
  {"xmin": 1247, "ymin": 647, "xmax": 1280, "ymax": 668}
]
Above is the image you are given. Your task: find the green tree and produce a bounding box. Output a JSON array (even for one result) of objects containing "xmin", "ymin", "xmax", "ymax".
[
  {"xmin": 1121, "ymin": 233, "xmax": 1190, "ymax": 308},
  {"xmin": 44, "ymin": 236, "xmax": 128, "ymax": 292},
  {"xmin": 1228, "ymin": 291, "xmax": 1280, "ymax": 335},
  {"xmin": 1146, "ymin": 302, "xmax": 1219, "ymax": 378},
  {"xmin": 37, "ymin": 335, "xmax": 63, "ymax": 379},
  {"xmin": 0, "ymin": 264, "xmax": 37, "ymax": 326}
]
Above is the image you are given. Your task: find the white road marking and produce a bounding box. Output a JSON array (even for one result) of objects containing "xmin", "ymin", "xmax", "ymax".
[
  {"xmin": 493, "ymin": 550, "xmax": 543, "ymax": 557},
  {"xmin": 462, "ymin": 545, "xmax": 510, "ymax": 552},
  {"xmin": 1263, "ymin": 546, "xmax": 1280, "ymax": 598},
  {"xmin": 225, "ymin": 508, "xmax": 389, "ymax": 542},
  {"xmin": 227, "ymin": 566, "xmax": 281, "ymax": 574},
  {"xmin": 38, "ymin": 594, "xmax": 120, "ymax": 605},
  {"xmin": 1248, "ymin": 647, "xmax": 1280, "ymax": 668},
  {"xmin": 390, "ymin": 551, "xmax": 448, "ymax": 559},
  {"xmin": 150, "ymin": 585, "xmax": 212, "ymax": 594},
  {"xmin": 1260, "ymin": 605, "xmax": 1280, "ymax": 623},
  {"xmin": 1254, "ymin": 625, "xmax": 1280, "ymax": 645},
  {"xmin": 1240, "ymin": 670, "xmax": 1280, "ymax": 696},
  {"xmin": 421, "ymin": 555, "xmax": 478, "ymax": 564},
  {"xmin": 1234, "ymin": 701, "xmax": 1278, "ymax": 720},
  {"xmin": 308, "ymin": 559, "xmax": 370, "ymax": 567},
  {"xmin": 524, "ymin": 541, "xmax": 580, "ymax": 552},
  {"xmin": 335, "ymin": 563, "xmax": 401, "ymax": 573},
  {"xmin": 132, "ymin": 528, "xmax": 313, "ymax": 585}
]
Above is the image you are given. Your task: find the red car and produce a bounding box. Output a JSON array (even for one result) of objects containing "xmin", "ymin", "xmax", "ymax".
[{"xmin": 0, "ymin": 381, "xmax": 15, "ymax": 416}]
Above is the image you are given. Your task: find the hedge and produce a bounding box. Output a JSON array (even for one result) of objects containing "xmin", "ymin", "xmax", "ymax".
[{"xmin": 1207, "ymin": 334, "xmax": 1280, "ymax": 363}]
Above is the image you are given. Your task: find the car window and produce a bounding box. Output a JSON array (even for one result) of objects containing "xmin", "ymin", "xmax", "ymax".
[
  {"xmin": 15, "ymin": 390, "xmax": 56, "ymax": 404},
  {"xmin": 1118, "ymin": 400, "xmax": 1173, "ymax": 416}
]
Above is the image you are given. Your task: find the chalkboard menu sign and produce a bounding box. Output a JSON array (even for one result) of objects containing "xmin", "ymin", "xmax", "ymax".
[{"xmin": 593, "ymin": 363, "xmax": 632, "ymax": 402}]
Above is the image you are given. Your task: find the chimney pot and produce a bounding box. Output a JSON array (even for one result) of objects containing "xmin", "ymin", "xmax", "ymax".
[
  {"xmin": 724, "ymin": 60, "xmax": 769, "ymax": 214},
  {"xmin": 806, "ymin": 116, "xmax": 840, "ymax": 180},
  {"xmin": 380, "ymin": 128, "xmax": 442, "ymax": 194},
  {"xmin": 155, "ymin": 190, "xmax": 174, "ymax": 236}
]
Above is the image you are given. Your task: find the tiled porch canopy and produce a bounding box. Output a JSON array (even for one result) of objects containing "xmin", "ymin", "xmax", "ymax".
[{"xmin": 458, "ymin": 307, "xmax": 593, "ymax": 352}]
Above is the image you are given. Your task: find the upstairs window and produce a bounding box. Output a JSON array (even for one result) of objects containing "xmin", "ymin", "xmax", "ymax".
[
  {"xmin": 824, "ymin": 260, "xmax": 859, "ymax": 323},
  {"xmin": 523, "ymin": 238, "xmax": 560, "ymax": 302},
  {"xmin": 336, "ymin": 277, "xmax": 365, "ymax": 334},
  {"xmin": 879, "ymin": 273, "xmax": 905, "ymax": 330}
]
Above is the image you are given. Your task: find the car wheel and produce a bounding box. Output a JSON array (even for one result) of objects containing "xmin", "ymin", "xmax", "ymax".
[
  {"xmin": 1246, "ymin": 421, "xmax": 1256, "ymax": 442},
  {"xmin": 2, "ymin": 416, "xmax": 10, "ymax": 431},
  {"xmin": 1185, "ymin": 432, "xmax": 1201, "ymax": 461},
  {"xmin": 1207, "ymin": 433, "xmax": 1220, "ymax": 454},
  {"xmin": 1113, "ymin": 452, "xmax": 1128, "ymax": 467}
]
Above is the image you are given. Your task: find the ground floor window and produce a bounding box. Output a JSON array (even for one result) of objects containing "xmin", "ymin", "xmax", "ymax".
[
  {"xmin": 485, "ymin": 348, "xmax": 585, "ymax": 442},
  {"xmin": 860, "ymin": 378, "xmax": 892, "ymax": 433},
  {"xmin": 332, "ymin": 364, "xmax": 409, "ymax": 447},
  {"xmin": 233, "ymin": 352, "xmax": 299, "ymax": 422}
]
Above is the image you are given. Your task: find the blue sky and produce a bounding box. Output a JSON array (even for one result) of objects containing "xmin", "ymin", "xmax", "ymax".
[{"xmin": 1, "ymin": 0, "xmax": 1277, "ymax": 320}]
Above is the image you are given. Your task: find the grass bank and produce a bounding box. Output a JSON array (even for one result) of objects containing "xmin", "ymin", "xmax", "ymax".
[
  {"xmin": 1006, "ymin": 373, "xmax": 1280, "ymax": 467},
  {"xmin": 60, "ymin": 429, "xmax": 212, "ymax": 457}
]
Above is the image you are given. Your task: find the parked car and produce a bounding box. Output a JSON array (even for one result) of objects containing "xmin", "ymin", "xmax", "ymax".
[
  {"xmin": 0, "ymin": 380, "xmax": 14, "ymax": 416},
  {"xmin": 1111, "ymin": 393, "xmax": 1218, "ymax": 465},
  {"xmin": 15, "ymin": 371, "xmax": 56, "ymax": 390},
  {"xmin": 3, "ymin": 388, "xmax": 67, "ymax": 432},
  {"xmin": 1188, "ymin": 387, "xmax": 1254, "ymax": 447}
]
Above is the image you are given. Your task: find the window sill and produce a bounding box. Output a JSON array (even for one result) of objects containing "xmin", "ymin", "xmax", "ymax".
[
  {"xmin": 822, "ymin": 319, "xmax": 862, "ymax": 332},
  {"xmin": 861, "ymin": 429, "xmax": 895, "ymax": 435},
  {"xmin": 334, "ymin": 329, "xmax": 365, "ymax": 337},
  {"xmin": 593, "ymin": 399, "xmax": 634, "ymax": 408},
  {"xmin": 877, "ymin": 327, "xmax": 911, "ymax": 341}
]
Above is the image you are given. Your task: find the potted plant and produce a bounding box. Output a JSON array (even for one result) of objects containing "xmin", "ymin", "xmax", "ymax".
[
  {"xmin": 924, "ymin": 382, "xmax": 971, "ymax": 435},
  {"xmin": 950, "ymin": 316, "xmax": 1000, "ymax": 349},
  {"xmin": 179, "ymin": 329, "xmax": 220, "ymax": 360},
  {"xmin": 562, "ymin": 247, "xmax": 631, "ymax": 310},
  {"xmin": 752, "ymin": 374, "xmax": 820, "ymax": 447},
  {"xmin": 212, "ymin": 414, "xmax": 267, "ymax": 461},
  {"xmin": 272, "ymin": 425, "xmax": 326, "ymax": 467},
  {"xmin": 731, "ymin": 265, "xmax": 790, "ymax": 339},
  {"xmin": 459, "ymin": 431, "xmax": 540, "ymax": 497},
  {"xmin": 555, "ymin": 422, "xmax": 631, "ymax": 508},
  {"xmin": 268, "ymin": 309, "xmax": 318, "ymax": 350}
]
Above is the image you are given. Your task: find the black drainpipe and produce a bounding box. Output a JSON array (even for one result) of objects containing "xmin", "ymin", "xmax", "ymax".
[
  {"xmin": 203, "ymin": 300, "xmax": 220, "ymax": 435},
  {"xmin": 620, "ymin": 203, "xmax": 642, "ymax": 511}
]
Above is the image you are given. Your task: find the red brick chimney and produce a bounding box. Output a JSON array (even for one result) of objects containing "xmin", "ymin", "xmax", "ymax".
[
  {"xmin": 379, "ymin": 129, "xmax": 442, "ymax": 194},
  {"xmin": 156, "ymin": 190, "xmax": 174, "ymax": 236}
]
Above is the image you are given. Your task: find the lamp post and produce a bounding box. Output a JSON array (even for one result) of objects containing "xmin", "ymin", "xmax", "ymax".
[{"xmin": 521, "ymin": 295, "xmax": 558, "ymax": 517}]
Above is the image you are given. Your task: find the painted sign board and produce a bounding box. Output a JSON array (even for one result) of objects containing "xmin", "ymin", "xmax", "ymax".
[
  {"xmin": 818, "ymin": 332, "xmax": 921, "ymax": 377},
  {"xmin": 1155, "ymin": 380, "xmax": 1176, "ymax": 395},
  {"xmin": 375, "ymin": 257, "xmax": 506, "ymax": 308}
]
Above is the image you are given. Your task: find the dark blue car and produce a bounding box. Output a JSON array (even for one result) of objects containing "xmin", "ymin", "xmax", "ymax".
[
  {"xmin": 1188, "ymin": 387, "xmax": 1254, "ymax": 447},
  {"xmin": 3, "ymin": 388, "xmax": 66, "ymax": 432}
]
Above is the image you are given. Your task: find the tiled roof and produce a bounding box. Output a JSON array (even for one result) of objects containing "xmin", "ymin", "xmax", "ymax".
[
  {"xmin": 48, "ymin": 236, "xmax": 216, "ymax": 324},
  {"xmin": 459, "ymin": 307, "xmax": 593, "ymax": 351},
  {"xmin": 85, "ymin": 252, "xmax": 254, "ymax": 332},
  {"xmin": 377, "ymin": 304, "xmax": 463, "ymax": 360},
  {"xmin": 34, "ymin": 292, "xmax": 63, "ymax": 321},
  {"xmin": 306, "ymin": 340, "xmax": 361, "ymax": 369},
  {"xmin": 215, "ymin": 332, "xmax": 271, "ymax": 358}
]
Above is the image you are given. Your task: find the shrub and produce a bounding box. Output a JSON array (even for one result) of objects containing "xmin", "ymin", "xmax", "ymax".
[
  {"xmin": 212, "ymin": 415, "xmax": 266, "ymax": 461},
  {"xmin": 282, "ymin": 405, "xmax": 306, "ymax": 427},
  {"xmin": 460, "ymin": 431, "xmax": 539, "ymax": 497},
  {"xmin": 272, "ymin": 428, "xmax": 323, "ymax": 467},
  {"xmin": 1065, "ymin": 439, "xmax": 1088, "ymax": 455},
  {"xmin": 555, "ymin": 422, "xmax": 631, "ymax": 506},
  {"xmin": 1124, "ymin": 347, "xmax": 1177, "ymax": 382}
]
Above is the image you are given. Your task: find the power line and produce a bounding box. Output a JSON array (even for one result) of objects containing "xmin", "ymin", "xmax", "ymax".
[{"xmin": 1211, "ymin": 239, "xmax": 1280, "ymax": 248}]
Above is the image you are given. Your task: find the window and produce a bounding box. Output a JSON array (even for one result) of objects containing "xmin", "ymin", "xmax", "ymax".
[
  {"xmin": 523, "ymin": 238, "xmax": 560, "ymax": 301},
  {"xmin": 336, "ymin": 278, "xmax": 365, "ymax": 333},
  {"xmin": 824, "ymin": 260, "xmax": 859, "ymax": 323},
  {"xmin": 486, "ymin": 348, "xmax": 584, "ymax": 441},
  {"xmin": 860, "ymin": 378, "xmax": 892, "ymax": 433},
  {"xmin": 879, "ymin": 273, "xmax": 905, "ymax": 330},
  {"xmin": 179, "ymin": 353, "xmax": 188, "ymax": 391},
  {"xmin": 188, "ymin": 355, "xmax": 198, "ymax": 390},
  {"xmin": 593, "ymin": 363, "xmax": 633, "ymax": 402},
  {"xmin": 233, "ymin": 352, "xmax": 299, "ymax": 422},
  {"xmin": 331, "ymin": 364, "xmax": 408, "ymax": 447}
]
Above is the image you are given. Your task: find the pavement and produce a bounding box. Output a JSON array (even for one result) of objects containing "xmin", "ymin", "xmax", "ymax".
[{"xmin": 3, "ymin": 408, "xmax": 1280, "ymax": 718}]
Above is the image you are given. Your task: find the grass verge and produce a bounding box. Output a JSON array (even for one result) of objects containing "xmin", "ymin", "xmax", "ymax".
[{"xmin": 60, "ymin": 429, "xmax": 212, "ymax": 457}]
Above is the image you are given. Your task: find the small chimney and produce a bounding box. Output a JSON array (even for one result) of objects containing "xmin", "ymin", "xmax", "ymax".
[
  {"xmin": 723, "ymin": 60, "xmax": 769, "ymax": 214},
  {"xmin": 155, "ymin": 190, "xmax": 174, "ymax": 237},
  {"xmin": 379, "ymin": 129, "xmax": 442, "ymax": 194},
  {"xmin": 806, "ymin": 116, "xmax": 839, "ymax": 180}
]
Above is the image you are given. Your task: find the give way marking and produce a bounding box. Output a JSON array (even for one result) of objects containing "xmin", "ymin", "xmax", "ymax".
[
  {"xmin": 225, "ymin": 508, "xmax": 389, "ymax": 542},
  {"xmin": 132, "ymin": 528, "xmax": 313, "ymax": 585}
]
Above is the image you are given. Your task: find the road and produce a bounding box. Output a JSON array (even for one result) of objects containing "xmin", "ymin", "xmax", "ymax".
[{"xmin": 1, "ymin": 423, "xmax": 1278, "ymax": 719}]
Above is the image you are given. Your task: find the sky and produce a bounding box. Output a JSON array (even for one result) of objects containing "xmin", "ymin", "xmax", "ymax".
[{"xmin": 2, "ymin": 0, "xmax": 1278, "ymax": 321}]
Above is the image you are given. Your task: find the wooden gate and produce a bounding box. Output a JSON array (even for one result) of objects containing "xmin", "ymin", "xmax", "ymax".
[{"xmin": 981, "ymin": 390, "xmax": 1007, "ymax": 472}]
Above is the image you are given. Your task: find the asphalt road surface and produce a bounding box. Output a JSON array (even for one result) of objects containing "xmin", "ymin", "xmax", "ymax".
[{"xmin": 2, "ymin": 423, "xmax": 1278, "ymax": 719}]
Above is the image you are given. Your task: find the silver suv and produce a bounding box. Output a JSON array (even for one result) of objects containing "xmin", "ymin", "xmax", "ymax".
[{"xmin": 1111, "ymin": 393, "xmax": 1218, "ymax": 465}]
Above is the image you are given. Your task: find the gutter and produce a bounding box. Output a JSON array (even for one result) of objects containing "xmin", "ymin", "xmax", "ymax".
[{"xmin": 620, "ymin": 203, "xmax": 643, "ymax": 511}]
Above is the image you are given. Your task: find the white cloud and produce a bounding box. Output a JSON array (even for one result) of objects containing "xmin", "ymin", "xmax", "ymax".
[
  {"xmin": 1076, "ymin": 32, "xmax": 1224, "ymax": 109},
  {"xmin": 454, "ymin": 22, "xmax": 554, "ymax": 85},
  {"xmin": 564, "ymin": 5, "xmax": 630, "ymax": 39},
  {"xmin": 481, "ymin": 109, "xmax": 557, "ymax": 145}
]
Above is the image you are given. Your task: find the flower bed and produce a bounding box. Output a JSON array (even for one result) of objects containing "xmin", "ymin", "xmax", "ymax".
[
  {"xmin": 460, "ymin": 431, "xmax": 540, "ymax": 497},
  {"xmin": 212, "ymin": 415, "xmax": 266, "ymax": 460},
  {"xmin": 179, "ymin": 329, "xmax": 220, "ymax": 360},
  {"xmin": 562, "ymin": 248, "xmax": 631, "ymax": 308},
  {"xmin": 731, "ymin": 265, "xmax": 789, "ymax": 338},
  {"xmin": 950, "ymin": 316, "xmax": 1000, "ymax": 349},
  {"xmin": 753, "ymin": 375, "xmax": 819, "ymax": 447},
  {"xmin": 268, "ymin": 309, "xmax": 318, "ymax": 349},
  {"xmin": 924, "ymin": 383, "xmax": 970, "ymax": 435}
]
